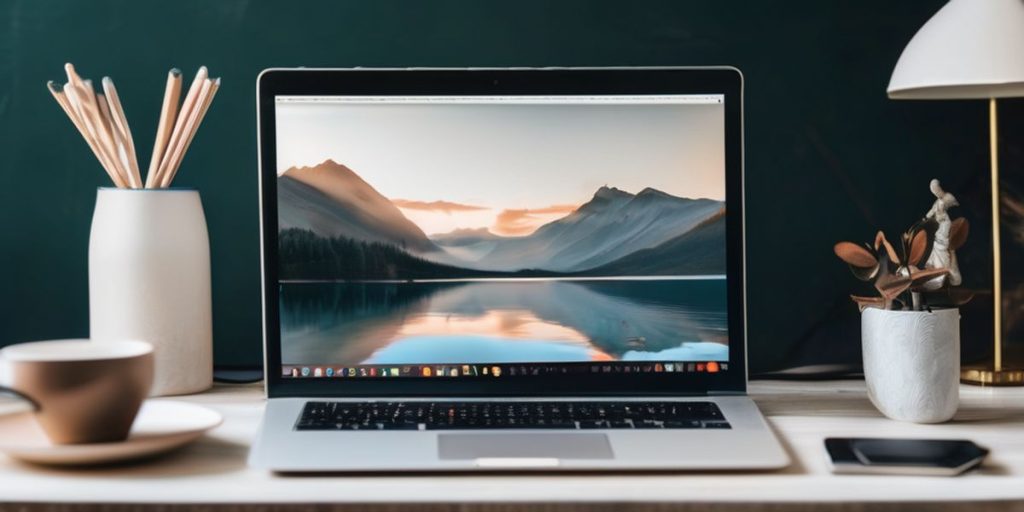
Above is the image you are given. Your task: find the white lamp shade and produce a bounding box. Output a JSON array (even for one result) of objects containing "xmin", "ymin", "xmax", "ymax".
[{"xmin": 888, "ymin": 0, "xmax": 1024, "ymax": 99}]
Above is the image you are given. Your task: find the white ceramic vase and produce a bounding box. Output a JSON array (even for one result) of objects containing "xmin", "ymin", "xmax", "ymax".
[
  {"xmin": 89, "ymin": 188, "xmax": 212, "ymax": 396},
  {"xmin": 861, "ymin": 307, "xmax": 959, "ymax": 423}
]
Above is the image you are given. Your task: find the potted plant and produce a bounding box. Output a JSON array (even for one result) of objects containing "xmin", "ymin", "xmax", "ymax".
[{"xmin": 834, "ymin": 180, "xmax": 971, "ymax": 423}]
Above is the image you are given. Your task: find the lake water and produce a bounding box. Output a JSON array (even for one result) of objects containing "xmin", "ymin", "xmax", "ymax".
[{"xmin": 279, "ymin": 278, "xmax": 728, "ymax": 366}]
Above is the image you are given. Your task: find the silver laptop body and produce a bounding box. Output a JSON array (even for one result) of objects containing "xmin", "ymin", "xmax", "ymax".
[{"xmin": 249, "ymin": 67, "xmax": 789, "ymax": 472}]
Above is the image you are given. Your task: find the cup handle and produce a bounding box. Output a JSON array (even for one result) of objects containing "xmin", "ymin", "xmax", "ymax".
[{"xmin": 0, "ymin": 385, "xmax": 39, "ymax": 411}]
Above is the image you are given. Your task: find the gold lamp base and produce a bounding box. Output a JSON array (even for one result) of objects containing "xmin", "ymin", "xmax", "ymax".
[{"xmin": 961, "ymin": 365, "xmax": 1024, "ymax": 386}]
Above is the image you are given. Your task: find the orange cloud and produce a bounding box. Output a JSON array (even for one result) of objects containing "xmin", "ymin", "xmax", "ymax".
[
  {"xmin": 492, "ymin": 204, "xmax": 578, "ymax": 236},
  {"xmin": 391, "ymin": 199, "xmax": 488, "ymax": 214}
]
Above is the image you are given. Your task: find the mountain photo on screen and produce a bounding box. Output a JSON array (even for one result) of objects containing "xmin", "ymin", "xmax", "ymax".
[{"xmin": 274, "ymin": 99, "xmax": 729, "ymax": 367}]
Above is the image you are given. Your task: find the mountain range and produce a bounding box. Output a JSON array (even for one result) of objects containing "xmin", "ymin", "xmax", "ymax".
[
  {"xmin": 433, "ymin": 185, "xmax": 723, "ymax": 272},
  {"xmin": 278, "ymin": 160, "xmax": 725, "ymax": 276}
]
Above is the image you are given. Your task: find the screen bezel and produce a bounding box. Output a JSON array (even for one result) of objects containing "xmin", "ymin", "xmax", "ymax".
[{"xmin": 257, "ymin": 67, "xmax": 746, "ymax": 398}]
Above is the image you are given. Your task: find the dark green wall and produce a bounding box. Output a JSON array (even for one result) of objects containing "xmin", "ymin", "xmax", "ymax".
[{"xmin": 1, "ymin": 0, "xmax": 1019, "ymax": 373}]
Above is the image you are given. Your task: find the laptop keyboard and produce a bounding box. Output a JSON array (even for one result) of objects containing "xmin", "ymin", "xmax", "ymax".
[{"xmin": 295, "ymin": 400, "xmax": 730, "ymax": 431}]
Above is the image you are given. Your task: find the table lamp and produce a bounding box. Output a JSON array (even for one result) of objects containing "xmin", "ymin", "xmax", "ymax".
[{"xmin": 888, "ymin": 0, "xmax": 1024, "ymax": 385}]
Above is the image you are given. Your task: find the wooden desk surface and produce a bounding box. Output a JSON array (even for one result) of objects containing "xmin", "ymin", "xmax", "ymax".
[{"xmin": 1, "ymin": 380, "xmax": 1023, "ymax": 511}]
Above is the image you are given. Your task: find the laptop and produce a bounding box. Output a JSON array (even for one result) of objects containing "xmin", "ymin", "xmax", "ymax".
[{"xmin": 249, "ymin": 67, "xmax": 789, "ymax": 472}]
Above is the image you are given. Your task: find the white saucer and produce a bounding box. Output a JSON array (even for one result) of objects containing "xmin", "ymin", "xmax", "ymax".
[{"xmin": 0, "ymin": 400, "xmax": 222, "ymax": 466}]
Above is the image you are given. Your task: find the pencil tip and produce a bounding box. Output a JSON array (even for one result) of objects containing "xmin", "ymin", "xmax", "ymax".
[
  {"xmin": 64, "ymin": 63, "xmax": 74, "ymax": 72},
  {"xmin": 170, "ymin": 68, "xmax": 181, "ymax": 76},
  {"xmin": 102, "ymin": 76, "xmax": 113, "ymax": 85}
]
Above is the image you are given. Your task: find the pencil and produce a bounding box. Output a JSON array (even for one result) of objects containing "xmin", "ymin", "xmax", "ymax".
[
  {"xmin": 102, "ymin": 77, "xmax": 142, "ymax": 188},
  {"xmin": 145, "ymin": 69, "xmax": 182, "ymax": 189}
]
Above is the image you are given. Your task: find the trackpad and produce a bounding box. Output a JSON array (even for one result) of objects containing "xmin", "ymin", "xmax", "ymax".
[{"xmin": 438, "ymin": 433, "xmax": 613, "ymax": 460}]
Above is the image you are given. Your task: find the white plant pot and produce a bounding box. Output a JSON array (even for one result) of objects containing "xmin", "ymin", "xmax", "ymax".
[
  {"xmin": 861, "ymin": 307, "xmax": 959, "ymax": 423},
  {"xmin": 89, "ymin": 188, "xmax": 212, "ymax": 396}
]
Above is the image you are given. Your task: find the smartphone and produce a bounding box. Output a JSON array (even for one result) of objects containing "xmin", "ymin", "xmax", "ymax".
[{"xmin": 825, "ymin": 438, "xmax": 988, "ymax": 476}]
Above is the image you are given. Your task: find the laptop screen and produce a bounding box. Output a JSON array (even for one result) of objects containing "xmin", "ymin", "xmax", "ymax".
[{"xmin": 273, "ymin": 94, "xmax": 729, "ymax": 381}]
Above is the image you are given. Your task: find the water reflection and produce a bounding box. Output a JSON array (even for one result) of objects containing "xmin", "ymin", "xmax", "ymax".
[{"xmin": 279, "ymin": 279, "xmax": 728, "ymax": 365}]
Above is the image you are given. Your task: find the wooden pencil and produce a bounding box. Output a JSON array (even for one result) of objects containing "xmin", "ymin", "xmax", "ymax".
[
  {"xmin": 97, "ymin": 94, "xmax": 135, "ymax": 188},
  {"xmin": 102, "ymin": 77, "xmax": 142, "ymax": 188},
  {"xmin": 145, "ymin": 69, "xmax": 182, "ymax": 189}
]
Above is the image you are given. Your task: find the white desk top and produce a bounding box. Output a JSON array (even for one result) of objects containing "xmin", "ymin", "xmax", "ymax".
[{"xmin": 1, "ymin": 380, "xmax": 1023, "ymax": 510}]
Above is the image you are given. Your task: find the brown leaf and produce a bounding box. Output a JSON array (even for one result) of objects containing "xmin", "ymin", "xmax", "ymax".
[
  {"xmin": 950, "ymin": 218, "xmax": 969, "ymax": 251},
  {"xmin": 908, "ymin": 229, "xmax": 929, "ymax": 266},
  {"xmin": 850, "ymin": 295, "xmax": 886, "ymax": 311},
  {"xmin": 876, "ymin": 276, "xmax": 911, "ymax": 300},
  {"xmin": 834, "ymin": 242, "xmax": 878, "ymax": 268},
  {"xmin": 880, "ymin": 236, "xmax": 900, "ymax": 265}
]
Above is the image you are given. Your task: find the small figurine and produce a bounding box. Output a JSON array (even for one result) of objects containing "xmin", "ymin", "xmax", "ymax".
[{"xmin": 922, "ymin": 179, "xmax": 961, "ymax": 290}]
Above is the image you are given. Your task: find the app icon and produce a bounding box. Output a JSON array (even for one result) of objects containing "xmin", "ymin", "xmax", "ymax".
[
  {"xmin": 369, "ymin": 368, "xmax": 378, "ymax": 377},
  {"xmin": 450, "ymin": 369, "xmax": 459, "ymax": 377},
  {"xmin": 422, "ymin": 367, "xmax": 432, "ymax": 377},
  {"xmin": 482, "ymin": 367, "xmax": 489, "ymax": 375},
  {"xmin": 290, "ymin": 368, "xmax": 299, "ymax": 377},
  {"xmin": 347, "ymin": 368, "xmax": 356, "ymax": 377},
  {"xmin": 721, "ymin": 363, "xmax": 729, "ymax": 371},
  {"xmin": 696, "ymin": 363, "xmax": 706, "ymax": 372},
  {"xmin": 664, "ymin": 363, "xmax": 674, "ymax": 372},
  {"xmin": 436, "ymin": 367, "xmax": 445, "ymax": 377},
  {"xmin": 402, "ymin": 366, "xmax": 411, "ymax": 375},
  {"xmin": 391, "ymin": 368, "xmax": 400, "ymax": 377},
  {"xmin": 654, "ymin": 363, "xmax": 664, "ymax": 372},
  {"xmin": 301, "ymin": 367, "xmax": 310, "ymax": 377},
  {"xmin": 687, "ymin": 363, "xmax": 696, "ymax": 372},
  {"xmin": 325, "ymin": 368, "xmax": 334, "ymax": 377},
  {"xmin": 462, "ymin": 365, "xmax": 471, "ymax": 375},
  {"xmin": 491, "ymin": 366, "xmax": 501, "ymax": 377},
  {"xmin": 358, "ymin": 368, "xmax": 368, "ymax": 377},
  {"xmin": 707, "ymin": 361, "xmax": 721, "ymax": 373}
]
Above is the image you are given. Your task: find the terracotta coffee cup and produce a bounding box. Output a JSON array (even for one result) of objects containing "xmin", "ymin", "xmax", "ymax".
[{"xmin": 0, "ymin": 339, "xmax": 153, "ymax": 444}]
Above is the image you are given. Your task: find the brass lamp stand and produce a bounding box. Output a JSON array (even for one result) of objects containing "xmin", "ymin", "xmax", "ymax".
[{"xmin": 960, "ymin": 99, "xmax": 1024, "ymax": 386}]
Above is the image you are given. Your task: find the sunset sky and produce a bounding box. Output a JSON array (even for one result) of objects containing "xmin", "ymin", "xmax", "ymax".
[{"xmin": 276, "ymin": 100, "xmax": 725, "ymax": 236}]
